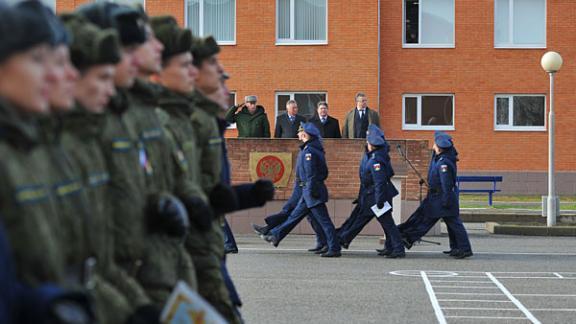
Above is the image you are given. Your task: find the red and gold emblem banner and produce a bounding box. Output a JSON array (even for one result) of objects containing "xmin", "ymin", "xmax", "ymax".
[{"xmin": 249, "ymin": 152, "xmax": 292, "ymax": 188}]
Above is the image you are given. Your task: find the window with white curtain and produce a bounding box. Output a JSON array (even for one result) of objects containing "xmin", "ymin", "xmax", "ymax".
[
  {"xmin": 494, "ymin": 0, "xmax": 546, "ymax": 48},
  {"xmin": 403, "ymin": 0, "xmax": 454, "ymax": 47},
  {"xmin": 276, "ymin": 0, "xmax": 327, "ymax": 44},
  {"xmin": 495, "ymin": 95, "xmax": 546, "ymax": 131},
  {"xmin": 186, "ymin": 0, "xmax": 236, "ymax": 45}
]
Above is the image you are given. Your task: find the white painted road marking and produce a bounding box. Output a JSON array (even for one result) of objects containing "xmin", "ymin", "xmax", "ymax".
[
  {"xmin": 420, "ymin": 271, "xmax": 447, "ymax": 324},
  {"xmin": 486, "ymin": 272, "xmax": 541, "ymax": 324}
]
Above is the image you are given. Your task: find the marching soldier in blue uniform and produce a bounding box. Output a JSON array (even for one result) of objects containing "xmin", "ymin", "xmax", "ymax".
[
  {"xmin": 264, "ymin": 122, "xmax": 341, "ymax": 257},
  {"xmin": 252, "ymin": 180, "xmax": 327, "ymax": 253},
  {"xmin": 400, "ymin": 131, "xmax": 473, "ymax": 259},
  {"xmin": 337, "ymin": 125, "xmax": 405, "ymax": 258}
]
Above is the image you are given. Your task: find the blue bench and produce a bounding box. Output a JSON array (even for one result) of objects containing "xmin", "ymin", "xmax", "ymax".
[{"xmin": 456, "ymin": 176, "xmax": 503, "ymax": 206}]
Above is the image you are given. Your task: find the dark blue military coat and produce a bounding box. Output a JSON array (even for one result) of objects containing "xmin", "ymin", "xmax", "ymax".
[
  {"xmin": 298, "ymin": 138, "xmax": 329, "ymax": 208},
  {"xmin": 426, "ymin": 149, "xmax": 459, "ymax": 218},
  {"xmin": 359, "ymin": 147, "xmax": 398, "ymax": 208}
]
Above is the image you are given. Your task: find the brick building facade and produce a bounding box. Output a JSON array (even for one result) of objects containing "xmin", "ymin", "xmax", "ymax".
[{"xmin": 52, "ymin": 0, "xmax": 576, "ymax": 195}]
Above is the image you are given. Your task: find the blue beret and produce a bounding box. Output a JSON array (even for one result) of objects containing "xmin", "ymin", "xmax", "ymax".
[
  {"xmin": 366, "ymin": 124, "xmax": 387, "ymax": 146},
  {"xmin": 434, "ymin": 131, "xmax": 453, "ymax": 149},
  {"xmin": 299, "ymin": 122, "xmax": 321, "ymax": 138}
]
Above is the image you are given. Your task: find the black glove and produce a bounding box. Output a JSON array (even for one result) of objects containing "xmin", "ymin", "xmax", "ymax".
[
  {"xmin": 209, "ymin": 183, "xmax": 239, "ymax": 214},
  {"xmin": 352, "ymin": 198, "xmax": 358, "ymax": 205},
  {"xmin": 146, "ymin": 192, "xmax": 190, "ymax": 238},
  {"xmin": 46, "ymin": 292, "xmax": 95, "ymax": 324},
  {"xmin": 125, "ymin": 304, "xmax": 161, "ymax": 324},
  {"xmin": 252, "ymin": 179, "xmax": 275, "ymax": 205},
  {"xmin": 377, "ymin": 202, "xmax": 384, "ymax": 209},
  {"xmin": 180, "ymin": 195, "xmax": 214, "ymax": 231}
]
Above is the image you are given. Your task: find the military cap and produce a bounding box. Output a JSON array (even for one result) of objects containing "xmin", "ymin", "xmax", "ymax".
[
  {"xmin": 299, "ymin": 122, "xmax": 321, "ymax": 138},
  {"xmin": 150, "ymin": 16, "xmax": 193, "ymax": 61},
  {"xmin": 434, "ymin": 131, "xmax": 453, "ymax": 149},
  {"xmin": 0, "ymin": 1, "xmax": 55, "ymax": 63},
  {"xmin": 61, "ymin": 15, "xmax": 121, "ymax": 70},
  {"xmin": 366, "ymin": 124, "xmax": 387, "ymax": 147},
  {"xmin": 245, "ymin": 95, "xmax": 257, "ymax": 103},
  {"xmin": 191, "ymin": 36, "xmax": 220, "ymax": 67},
  {"xmin": 76, "ymin": 2, "xmax": 146, "ymax": 46}
]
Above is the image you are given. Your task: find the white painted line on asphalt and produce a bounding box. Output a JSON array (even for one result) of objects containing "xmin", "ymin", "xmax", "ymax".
[
  {"xmin": 486, "ymin": 272, "xmax": 541, "ymax": 324},
  {"xmin": 445, "ymin": 276, "xmax": 576, "ymax": 280},
  {"xmin": 430, "ymin": 280, "xmax": 493, "ymax": 284},
  {"xmin": 531, "ymin": 309, "xmax": 576, "ymax": 312},
  {"xmin": 435, "ymin": 293, "xmax": 507, "ymax": 296},
  {"xmin": 515, "ymin": 294, "xmax": 576, "ymax": 297},
  {"xmin": 554, "ymin": 272, "xmax": 564, "ymax": 278},
  {"xmin": 444, "ymin": 316, "xmax": 527, "ymax": 320},
  {"xmin": 443, "ymin": 307, "xmax": 521, "ymax": 311},
  {"xmin": 438, "ymin": 300, "xmax": 513, "ymax": 303},
  {"xmin": 421, "ymin": 271, "xmax": 447, "ymax": 324},
  {"xmin": 432, "ymin": 286, "xmax": 499, "ymax": 289}
]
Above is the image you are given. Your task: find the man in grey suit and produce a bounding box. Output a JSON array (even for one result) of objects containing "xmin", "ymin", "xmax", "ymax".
[
  {"xmin": 274, "ymin": 99, "xmax": 306, "ymax": 138},
  {"xmin": 342, "ymin": 92, "xmax": 380, "ymax": 138}
]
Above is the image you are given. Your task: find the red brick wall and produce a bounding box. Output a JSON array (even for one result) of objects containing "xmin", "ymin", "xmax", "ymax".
[
  {"xmin": 226, "ymin": 138, "xmax": 430, "ymax": 202},
  {"xmin": 379, "ymin": 0, "xmax": 576, "ymax": 173}
]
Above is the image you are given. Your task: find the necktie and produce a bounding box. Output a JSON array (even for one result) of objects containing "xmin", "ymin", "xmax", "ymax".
[
  {"xmin": 289, "ymin": 116, "xmax": 294, "ymax": 123},
  {"xmin": 321, "ymin": 118, "xmax": 326, "ymax": 124},
  {"xmin": 359, "ymin": 110, "xmax": 364, "ymax": 119}
]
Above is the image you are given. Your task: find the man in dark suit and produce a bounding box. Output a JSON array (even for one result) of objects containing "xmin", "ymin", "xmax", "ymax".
[
  {"xmin": 308, "ymin": 101, "xmax": 341, "ymax": 138},
  {"xmin": 274, "ymin": 99, "xmax": 306, "ymax": 138}
]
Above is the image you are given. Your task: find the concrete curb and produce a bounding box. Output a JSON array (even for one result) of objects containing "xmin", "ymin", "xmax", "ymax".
[
  {"xmin": 462, "ymin": 213, "xmax": 576, "ymax": 224},
  {"xmin": 486, "ymin": 222, "xmax": 576, "ymax": 236}
]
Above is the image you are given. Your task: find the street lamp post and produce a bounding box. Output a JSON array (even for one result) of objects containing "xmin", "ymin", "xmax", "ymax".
[{"xmin": 540, "ymin": 51, "xmax": 563, "ymax": 227}]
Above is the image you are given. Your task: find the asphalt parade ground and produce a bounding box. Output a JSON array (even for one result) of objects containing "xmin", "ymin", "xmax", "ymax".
[{"xmin": 227, "ymin": 231, "xmax": 576, "ymax": 324}]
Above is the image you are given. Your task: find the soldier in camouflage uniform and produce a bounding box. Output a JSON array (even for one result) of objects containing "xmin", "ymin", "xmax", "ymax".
[
  {"xmin": 149, "ymin": 16, "xmax": 245, "ymax": 323},
  {"xmin": 190, "ymin": 36, "xmax": 276, "ymax": 324},
  {"xmin": 57, "ymin": 13, "xmax": 157, "ymax": 323},
  {"xmin": 0, "ymin": 2, "xmax": 94, "ymax": 322},
  {"xmin": 76, "ymin": 3, "xmax": 199, "ymax": 309}
]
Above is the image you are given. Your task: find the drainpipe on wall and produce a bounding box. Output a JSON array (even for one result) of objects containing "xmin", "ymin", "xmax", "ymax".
[{"xmin": 377, "ymin": 0, "xmax": 381, "ymax": 118}]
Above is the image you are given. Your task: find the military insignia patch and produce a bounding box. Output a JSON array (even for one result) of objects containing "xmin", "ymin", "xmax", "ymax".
[
  {"xmin": 305, "ymin": 153, "xmax": 312, "ymax": 161},
  {"xmin": 441, "ymin": 164, "xmax": 448, "ymax": 172},
  {"xmin": 373, "ymin": 163, "xmax": 381, "ymax": 171}
]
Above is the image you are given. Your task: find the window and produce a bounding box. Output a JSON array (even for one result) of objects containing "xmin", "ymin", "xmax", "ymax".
[
  {"xmin": 6, "ymin": 0, "xmax": 55, "ymax": 10},
  {"xmin": 495, "ymin": 0, "xmax": 546, "ymax": 48},
  {"xmin": 227, "ymin": 92, "xmax": 237, "ymax": 129},
  {"xmin": 495, "ymin": 95, "xmax": 545, "ymax": 131},
  {"xmin": 186, "ymin": 0, "xmax": 236, "ymax": 45},
  {"xmin": 276, "ymin": 0, "xmax": 327, "ymax": 45},
  {"xmin": 276, "ymin": 92, "xmax": 326, "ymax": 120},
  {"xmin": 403, "ymin": 0, "xmax": 455, "ymax": 47},
  {"xmin": 403, "ymin": 94, "xmax": 454, "ymax": 130},
  {"xmin": 95, "ymin": 0, "xmax": 145, "ymax": 7}
]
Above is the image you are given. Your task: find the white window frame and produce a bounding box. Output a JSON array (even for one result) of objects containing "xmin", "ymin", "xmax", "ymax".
[
  {"xmin": 184, "ymin": 0, "xmax": 236, "ymax": 46},
  {"xmin": 494, "ymin": 94, "xmax": 546, "ymax": 131},
  {"xmin": 227, "ymin": 91, "xmax": 237, "ymax": 129},
  {"xmin": 402, "ymin": 0, "xmax": 455, "ymax": 48},
  {"xmin": 402, "ymin": 94, "xmax": 455, "ymax": 131},
  {"xmin": 275, "ymin": 91, "xmax": 328, "ymax": 118},
  {"xmin": 275, "ymin": 0, "xmax": 328, "ymax": 46},
  {"xmin": 494, "ymin": 0, "xmax": 547, "ymax": 49},
  {"xmin": 96, "ymin": 0, "xmax": 145, "ymax": 8}
]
